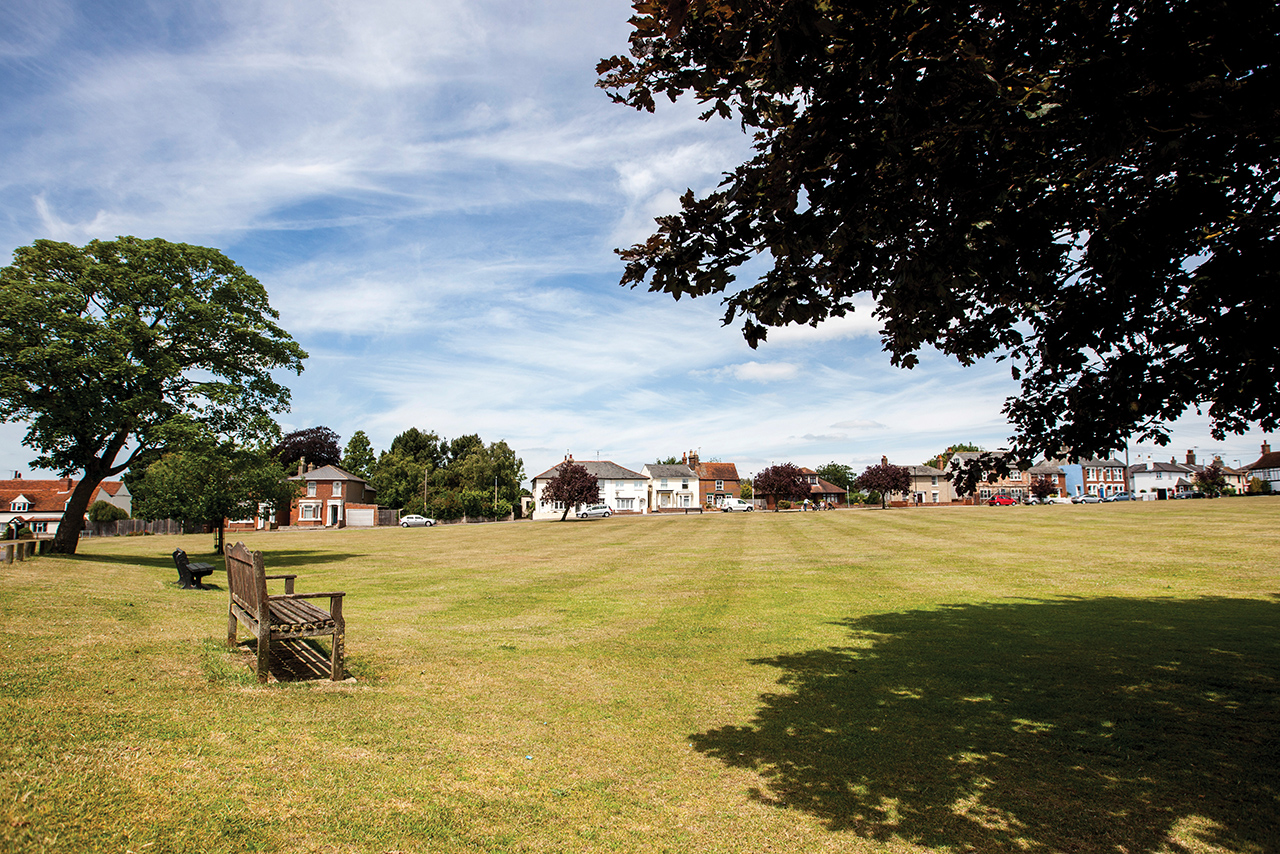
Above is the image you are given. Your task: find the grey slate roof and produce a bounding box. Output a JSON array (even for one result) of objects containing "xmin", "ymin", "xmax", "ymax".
[
  {"xmin": 905, "ymin": 465, "xmax": 945, "ymax": 476},
  {"xmin": 290, "ymin": 465, "xmax": 369, "ymax": 484},
  {"xmin": 644, "ymin": 465, "xmax": 697, "ymax": 479},
  {"xmin": 531, "ymin": 460, "xmax": 647, "ymax": 481}
]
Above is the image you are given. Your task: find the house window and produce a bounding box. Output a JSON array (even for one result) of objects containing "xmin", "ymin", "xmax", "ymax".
[
  {"xmin": 616, "ymin": 498, "xmax": 634, "ymax": 510},
  {"xmin": 9, "ymin": 500, "xmax": 28, "ymax": 512},
  {"xmin": 32, "ymin": 522, "xmax": 48, "ymax": 533},
  {"xmin": 931, "ymin": 476, "xmax": 938, "ymax": 486},
  {"xmin": 300, "ymin": 503, "xmax": 319, "ymax": 520},
  {"xmin": 307, "ymin": 481, "xmax": 317, "ymax": 496},
  {"xmin": 332, "ymin": 482, "xmax": 342, "ymax": 497},
  {"xmin": 661, "ymin": 478, "xmax": 668, "ymax": 488},
  {"xmin": 680, "ymin": 494, "xmax": 690, "ymax": 507},
  {"xmin": 715, "ymin": 480, "xmax": 724, "ymax": 491},
  {"xmin": 682, "ymin": 479, "xmax": 689, "ymax": 489}
]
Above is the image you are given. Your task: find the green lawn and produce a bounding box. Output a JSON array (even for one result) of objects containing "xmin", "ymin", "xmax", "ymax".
[{"xmin": 2, "ymin": 500, "xmax": 1277, "ymax": 853}]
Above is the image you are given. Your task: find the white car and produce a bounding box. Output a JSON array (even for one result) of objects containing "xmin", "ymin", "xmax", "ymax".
[
  {"xmin": 577, "ymin": 504, "xmax": 612, "ymax": 519},
  {"xmin": 1045, "ymin": 496, "xmax": 1073, "ymax": 505},
  {"xmin": 399, "ymin": 514, "xmax": 436, "ymax": 527},
  {"xmin": 720, "ymin": 498, "xmax": 754, "ymax": 512}
]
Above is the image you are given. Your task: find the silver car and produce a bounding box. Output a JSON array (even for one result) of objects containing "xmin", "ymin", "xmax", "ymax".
[
  {"xmin": 399, "ymin": 514, "xmax": 436, "ymax": 527},
  {"xmin": 577, "ymin": 504, "xmax": 612, "ymax": 519}
]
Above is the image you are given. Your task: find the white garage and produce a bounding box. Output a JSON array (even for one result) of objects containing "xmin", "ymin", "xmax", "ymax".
[{"xmin": 345, "ymin": 508, "xmax": 376, "ymax": 527}]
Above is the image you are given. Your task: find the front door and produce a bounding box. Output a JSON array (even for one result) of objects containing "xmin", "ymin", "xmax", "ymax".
[{"xmin": 329, "ymin": 504, "xmax": 340, "ymax": 526}]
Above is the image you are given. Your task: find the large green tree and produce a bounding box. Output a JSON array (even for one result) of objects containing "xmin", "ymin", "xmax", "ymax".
[
  {"xmin": 0, "ymin": 237, "xmax": 305, "ymax": 553},
  {"xmin": 131, "ymin": 432, "xmax": 298, "ymax": 554},
  {"xmin": 600, "ymin": 0, "xmax": 1280, "ymax": 463},
  {"xmin": 341, "ymin": 430, "xmax": 376, "ymax": 479}
]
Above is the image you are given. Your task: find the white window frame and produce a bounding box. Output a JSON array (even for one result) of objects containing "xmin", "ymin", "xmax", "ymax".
[{"xmin": 307, "ymin": 481, "xmax": 317, "ymax": 497}]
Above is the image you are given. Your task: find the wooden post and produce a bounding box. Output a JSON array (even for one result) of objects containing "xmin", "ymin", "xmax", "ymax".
[
  {"xmin": 1, "ymin": 543, "xmax": 11, "ymax": 565},
  {"xmin": 15, "ymin": 542, "xmax": 24, "ymax": 562}
]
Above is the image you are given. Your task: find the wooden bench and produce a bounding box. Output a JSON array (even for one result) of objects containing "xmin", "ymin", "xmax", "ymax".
[
  {"xmin": 224, "ymin": 541, "xmax": 346, "ymax": 683},
  {"xmin": 172, "ymin": 548, "xmax": 215, "ymax": 589}
]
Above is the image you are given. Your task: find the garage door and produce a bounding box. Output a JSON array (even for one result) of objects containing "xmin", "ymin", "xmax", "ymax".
[{"xmin": 346, "ymin": 508, "xmax": 375, "ymax": 528}]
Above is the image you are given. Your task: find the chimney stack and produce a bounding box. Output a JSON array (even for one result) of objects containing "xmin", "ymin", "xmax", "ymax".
[
  {"xmin": 882, "ymin": 455, "xmax": 888, "ymax": 466},
  {"xmin": 1263, "ymin": 442, "xmax": 1272, "ymax": 455},
  {"xmin": 687, "ymin": 450, "xmax": 699, "ymax": 469},
  {"xmin": 298, "ymin": 457, "xmax": 306, "ymax": 478},
  {"xmin": 1186, "ymin": 450, "xmax": 1196, "ymax": 466}
]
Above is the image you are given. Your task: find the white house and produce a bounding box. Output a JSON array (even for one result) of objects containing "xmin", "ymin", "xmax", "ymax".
[
  {"xmin": 1, "ymin": 473, "xmax": 131, "ymax": 536},
  {"xmin": 641, "ymin": 464, "xmax": 699, "ymax": 511},
  {"xmin": 529, "ymin": 458, "xmax": 649, "ymax": 520}
]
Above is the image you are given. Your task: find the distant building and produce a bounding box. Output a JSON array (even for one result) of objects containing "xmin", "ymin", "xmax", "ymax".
[
  {"xmin": 684, "ymin": 451, "xmax": 742, "ymax": 508},
  {"xmin": 1, "ymin": 473, "xmax": 130, "ymax": 536},
  {"xmin": 529, "ymin": 457, "xmax": 648, "ymax": 519}
]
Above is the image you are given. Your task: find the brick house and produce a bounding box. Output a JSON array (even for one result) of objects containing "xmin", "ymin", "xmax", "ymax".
[
  {"xmin": 277, "ymin": 462, "xmax": 379, "ymax": 529},
  {"xmin": 684, "ymin": 451, "xmax": 741, "ymax": 507},
  {"xmin": 800, "ymin": 467, "xmax": 849, "ymax": 506}
]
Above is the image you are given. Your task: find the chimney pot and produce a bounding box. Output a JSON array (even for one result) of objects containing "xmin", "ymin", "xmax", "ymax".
[{"xmin": 881, "ymin": 455, "xmax": 888, "ymax": 466}]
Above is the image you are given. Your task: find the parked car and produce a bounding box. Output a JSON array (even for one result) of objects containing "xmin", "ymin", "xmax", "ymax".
[
  {"xmin": 720, "ymin": 497, "xmax": 755, "ymax": 512},
  {"xmin": 577, "ymin": 504, "xmax": 612, "ymax": 519},
  {"xmin": 987, "ymin": 495, "xmax": 1017, "ymax": 506},
  {"xmin": 1105, "ymin": 492, "xmax": 1132, "ymax": 502},
  {"xmin": 1077, "ymin": 494, "xmax": 1103, "ymax": 504},
  {"xmin": 399, "ymin": 514, "xmax": 435, "ymax": 527},
  {"xmin": 1045, "ymin": 495, "xmax": 1073, "ymax": 505}
]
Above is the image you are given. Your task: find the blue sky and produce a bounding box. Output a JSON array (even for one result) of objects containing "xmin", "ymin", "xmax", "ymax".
[{"xmin": 1, "ymin": 0, "xmax": 1272, "ymax": 484}]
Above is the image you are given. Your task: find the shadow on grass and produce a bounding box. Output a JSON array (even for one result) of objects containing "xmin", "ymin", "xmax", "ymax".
[
  {"xmin": 691, "ymin": 597, "xmax": 1280, "ymax": 853},
  {"xmin": 70, "ymin": 549, "xmax": 358, "ymax": 569}
]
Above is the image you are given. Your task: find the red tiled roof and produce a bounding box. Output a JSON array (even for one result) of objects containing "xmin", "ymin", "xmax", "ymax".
[
  {"xmin": 1, "ymin": 478, "xmax": 122, "ymax": 514},
  {"xmin": 697, "ymin": 462, "xmax": 740, "ymax": 481}
]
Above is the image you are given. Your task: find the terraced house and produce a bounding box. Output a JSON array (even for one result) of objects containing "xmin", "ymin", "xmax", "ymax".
[{"xmin": 1, "ymin": 473, "xmax": 130, "ymax": 536}]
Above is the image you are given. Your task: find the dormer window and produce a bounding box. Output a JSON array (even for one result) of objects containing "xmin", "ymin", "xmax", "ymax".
[{"xmin": 10, "ymin": 496, "xmax": 30, "ymax": 513}]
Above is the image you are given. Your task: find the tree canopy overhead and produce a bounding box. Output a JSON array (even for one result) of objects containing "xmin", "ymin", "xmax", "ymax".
[
  {"xmin": 0, "ymin": 237, "xmax": 305, "ymax": 553},
  {"xmin": 600, "ymin": 0, "xmax": 1280, "ymax": 462}
]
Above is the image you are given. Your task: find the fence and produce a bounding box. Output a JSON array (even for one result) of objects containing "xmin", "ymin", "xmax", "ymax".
[{"xmin": 81, "ymin": 519, "xmax": 203, "ymax": 537}]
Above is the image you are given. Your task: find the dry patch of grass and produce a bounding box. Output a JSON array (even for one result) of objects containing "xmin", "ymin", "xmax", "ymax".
[{"xmin": 2, "ymin": 499, "xmax": 1278, "ymax": 853}]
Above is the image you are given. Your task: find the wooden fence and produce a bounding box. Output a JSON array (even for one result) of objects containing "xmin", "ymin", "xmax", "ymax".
[{"xmin": 81, "ymin": 519, "xmax": 203, "ymax": 537}]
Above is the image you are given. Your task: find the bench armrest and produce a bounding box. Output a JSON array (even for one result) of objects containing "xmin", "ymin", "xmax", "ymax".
[
  {"xmin": 264, "ymin": 573, "xmax": 298, "ymax": 594},
  {"xmin": 268, "ymin": 591, "xmax": 345, "ymax": 601}
]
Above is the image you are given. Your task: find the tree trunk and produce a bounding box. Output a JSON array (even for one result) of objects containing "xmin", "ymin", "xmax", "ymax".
[{"xmin": 51, "ymin": 473, "xmax": 105, "ymax": 555}]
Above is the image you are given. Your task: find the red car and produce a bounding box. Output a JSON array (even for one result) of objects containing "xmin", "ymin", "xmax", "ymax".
[{"xmin": 987, "ymin": 495, "xmax": 1017, "ymax": 506}]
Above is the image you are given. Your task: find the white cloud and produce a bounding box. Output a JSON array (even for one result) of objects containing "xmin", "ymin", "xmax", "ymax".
[{"xmin": 695, "ymin": 361, "xmax": 801, "ymax": 383}]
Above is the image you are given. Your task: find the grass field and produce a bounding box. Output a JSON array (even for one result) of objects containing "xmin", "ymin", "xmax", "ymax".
[{"xmin": 2, "ymin": 499, "xmax": 1278, "ymax": 854}]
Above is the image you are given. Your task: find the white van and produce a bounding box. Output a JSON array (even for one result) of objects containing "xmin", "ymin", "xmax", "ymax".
[{"xmin": 720, "ymin": 497, "xmax": 754, "ymax": 512}]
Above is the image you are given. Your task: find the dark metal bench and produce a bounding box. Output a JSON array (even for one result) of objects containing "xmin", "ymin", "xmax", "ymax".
[
  {"xmin": 172, "ymin": 548, "xmax": 215, "ymax": 589},
  {"xmin": 225, "ymin": 541, "xmax": 346, "ymax": 683}
]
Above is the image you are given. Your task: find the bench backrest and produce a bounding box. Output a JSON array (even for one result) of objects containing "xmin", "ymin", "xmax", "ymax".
[{"xmin": 225, "ymin": 542, "xmax": 268, "ymax": 618}]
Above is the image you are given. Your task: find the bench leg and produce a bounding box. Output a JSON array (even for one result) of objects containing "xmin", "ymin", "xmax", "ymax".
[
  {"xmin": 227, "ymin": 609, "xmax": 238, "ymax": 649},
  {"xmin": 329, "ymin": 629, "xmax": 344, "ymax": 681},
  {"xmin": 255, "ymin": 632, "xmax": 270, "ymax": 684}
]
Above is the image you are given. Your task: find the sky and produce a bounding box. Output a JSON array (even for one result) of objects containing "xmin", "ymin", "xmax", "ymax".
[{"xmin": 1, "ymin": 0, "xmax": 1272, "ymax": 485}]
